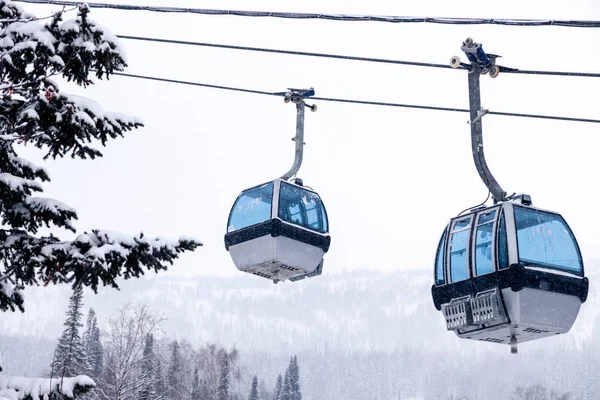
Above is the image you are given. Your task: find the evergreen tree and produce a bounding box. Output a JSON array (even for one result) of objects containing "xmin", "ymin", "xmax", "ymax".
[
  {"xmin": 0, "ymin": 2, "xmax": 200, "ymax": 396},
  {"xmin": 166, "ymin": 340, "xmax": 183, "ymax": 399},
  {"xmin": 82, "ymin": 308, "xmax": 94, "ymax": 355},
  {"xmin": 289, "ymin": 356, "xmax": 301, "ymax": 400},
  {"xmin": 0, "ymin": 1, "xmax": 201, "ymax": 314},
  {"xmin": 280, "ymin": 356, "xmax": 301, "ymax": 400},
  {"xmin": 273, "ymin": 374, "xmax": 283, "ymax": 400},
  {"xmin": 139, "ymin": 333, "xmax": 156, "ymax": 400},
  {"xmin": 248, "ymin": 376, "xmax": 259, "ymax": 400},
  {"xmin": 49, "ymin": 284, "xmax": 90, "ymax": 378},
  {"xmin": 82, "ymin": 308, "xmax": 103, "ymax": 380},
  {"xmin": 89, "ymin": 315, "xmax": 103, "ymax": 379},
  {"xmin": 282, "ymin": 369, "xmax": 291, "ymax": 400},
  {"xmin": 217, "ymin": 351, "xmax": 230, "ymax": 400}
]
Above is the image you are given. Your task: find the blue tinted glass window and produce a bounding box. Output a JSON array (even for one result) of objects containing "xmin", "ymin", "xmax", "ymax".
[
  {"xmin": 278, "ymin": 182, "xmax": 328, "ymax": 233},
  {"xmin": 227, "ymin": 183, "xmax": 273, "ymax": 232},
  {"xmin": 497, "ymin": 211, "xmax": 509, "ymax": 269},
  {"xmin": 435, "ymin": 230, "xmax": 447, "ymax": 285},
  {"xmin": 475, "ymin": 210, "xmax": 496, "ymax": 276},
  {"xmin": 514, "ymin": 206, "xmax": 582, "ymax": 275},
  {"xmin": 449, "ymin": 218, "xmax": 472, "ymax": 283}
]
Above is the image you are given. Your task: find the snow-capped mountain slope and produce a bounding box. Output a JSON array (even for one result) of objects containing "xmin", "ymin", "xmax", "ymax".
[
  {"xmin": 3, "ymin": 265, "xmax": 599, "ymax": 355},
  {"xmin": 3, "ymin": 266, "xmax": 600, "ymax": 400}
]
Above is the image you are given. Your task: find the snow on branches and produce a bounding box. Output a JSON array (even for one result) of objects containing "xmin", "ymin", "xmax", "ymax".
[
  {"xmin": 0, "ymin": 0, "xmax": 202, "ymax": 313},
  {"xmin": 0, "ymin": 375, "xmax": 95, "ymax": 399}
]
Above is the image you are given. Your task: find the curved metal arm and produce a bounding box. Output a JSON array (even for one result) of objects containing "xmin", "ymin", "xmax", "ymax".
[
  {"xmin": 280, "ymin": 101, "xmax": 305, "ymax": 180},
  {"xmin": 468, "ymin": 65, "xmax": 507, "ymax": 203}
]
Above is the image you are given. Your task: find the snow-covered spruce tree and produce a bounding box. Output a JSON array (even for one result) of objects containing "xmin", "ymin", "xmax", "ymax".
[
  {"xmin": 0, "ymin": 2, "xmax": 200, "ymax": 397},
  {"xmin": 0, "ymin": 0, "xmax": 201, "ymax": 314},
  {"xmin": 49, "ymin": 284, "xmax": 90, "ymax": 379},
  {"xmin": 281, "ymin": 356, "xmax": 301, "ymax": 400},
  {"xmin": 289, "ymin": 356, "xmax": 301, "ymax": 400},
  {"xmin": 272, "ymin": 374, "xmax": 282, "ymax": 400},
  {"xmin": 166, "ymin": 340, "xmax": 183, "ymax": 399},
  {"xmin": 248, "ymin": 376, "xmax": 259, "ymax": 400},
  {"xmin": 82, "ymin": 308, "xmax": 103, "ymax": 381},
  {"xmin": 138, "ymin": 333, "xmax": 156, "ymax": 400},
  {"xmin": 282, "ymin": 369, "xmax": 291, "ymax": 400},
  {"xmin": 216, "ymin": 350, "xmax": 230, "ymax": 400}
]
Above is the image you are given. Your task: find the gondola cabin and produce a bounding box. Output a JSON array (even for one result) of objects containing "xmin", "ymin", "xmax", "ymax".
[
  {"xmin": 224, "ymin": 179, "xmax": 331, "ymax": 283},
  {"xmin": 431, "ymin": 197, "xmax": 589, "ymax": 351}
]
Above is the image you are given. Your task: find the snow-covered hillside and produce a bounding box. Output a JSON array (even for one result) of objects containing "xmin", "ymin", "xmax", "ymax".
[
  {"xmin": 2, "ymin": 266, "xmax": 600, "ymax": 400},
  {"xmin": 2, "ymin": 266, "xmax": 599, "ymax": 354}
]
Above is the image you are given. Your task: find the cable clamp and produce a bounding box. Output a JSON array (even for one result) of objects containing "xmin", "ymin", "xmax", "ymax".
[{"xmin": 468, "ymin": 108, "xmax": 489, "ymax": 124}]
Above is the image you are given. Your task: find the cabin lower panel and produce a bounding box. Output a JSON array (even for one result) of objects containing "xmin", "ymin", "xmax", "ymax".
[
  {"xmin": 228, "ymin": 234, "xmax": 324, "ymax": 281},
  {"xmin": 502, "ymin": 288, "xmax": 581, "ymax": 331},
  {"xmin": 455, "ymin": 325, "xmax": 559, "ymax": 345},
  {"xmin": 452, "ymin": 288, "xmax": 582, "ymax": 345}
]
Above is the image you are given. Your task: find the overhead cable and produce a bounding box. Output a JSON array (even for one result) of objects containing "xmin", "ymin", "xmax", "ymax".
[
  {"xmin": 112, "ymin": 72, "xmax": 600, "ymax": 124},
  {"xmin": 117, "ymin": 34, "xmax": 600, "ymax": 78},
  {"xmin": 13, "ymin": 0, "xmax": 600, "ymax": 28},
  {"xmin": 112, "ymin": 72, "xmax": 278, "ymax": 97},
  {"xmin": 117, "ymin": 35, "xmax": 458, "ymax": 71}
]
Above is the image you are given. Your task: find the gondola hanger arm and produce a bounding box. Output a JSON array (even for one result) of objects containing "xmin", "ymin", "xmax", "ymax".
[
  {"xmin": 280, "ymin": 87, "xmax": 317, "ymax": 181},
  {"xmin": 452, "ymin": 38, "xmax": 508, "ymax": 204}
]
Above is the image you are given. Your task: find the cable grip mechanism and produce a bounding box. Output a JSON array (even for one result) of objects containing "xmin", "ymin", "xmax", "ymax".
[{"xmin": 282, "ymin": 87, "xmax": 318, "ymax": 112}]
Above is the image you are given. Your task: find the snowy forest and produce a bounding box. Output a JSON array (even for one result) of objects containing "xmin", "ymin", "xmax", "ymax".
[
  {"xmin": 3, "ymin": 285, "xmax": 302, "ymax": 400},
  {"xmin": 0, "ymin": 0, "xmax": 201, "ymax": 397},
  {"xmin": 3, "ymin": 268, "xmax": 600, "ymax": 399}
]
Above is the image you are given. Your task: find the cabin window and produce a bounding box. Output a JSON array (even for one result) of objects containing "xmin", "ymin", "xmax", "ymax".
[
  {"xmin": 514, "ymin": 206, "xmax": 583, "ymax": 275},
  {"xmin": 449, "ymin": 217, "xmax": 472, "ymax": 283},
  {"xmin": 227, "ymin": 183, "xmax": 274, "ymax": 232},
  {"xmin": 278, "ymin": 182, "xmax": 328, "ymax": 233},
  {"xmin": 497, "ymin": 211, "xmax": 509, "ymax": 269},
  {"xmin": 475, "ymin": 210, "xmax": 496, "ymax": 276},
  {"xmin": 435, "ymin": 229, "xmax": 447, "ymax": 285}
]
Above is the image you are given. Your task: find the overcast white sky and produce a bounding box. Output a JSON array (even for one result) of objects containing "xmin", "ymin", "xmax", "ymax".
[{"xmin": 16, "ymin": 0, "xmax": 600, "ymax": 279}]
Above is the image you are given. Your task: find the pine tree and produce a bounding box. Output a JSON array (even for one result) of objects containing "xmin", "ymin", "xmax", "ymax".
[
  {"xmin": 282, "ymin": 369, "xmax": 291, "ymax": 400},
  {"xmin": 139, "ymin": 334, "xmax": 156, "ymax": 400},
  {"xmin": 273, "ymin": 374, "xmax": 283, "ymax": 400},
  {"xmin": 248, "ymin": 376, "xmax": 259, "ymax": 400},
  {"xmin": 166, "ymin": 340, "xmax": 183, "ymax": 399},
  {"xmin": 82, "ymin": 308, "xmax": 103, "ymax": 380},
  {"xmin": 49, "ymin": 284, "xmax": 90, "ymax": 379},
  {"xmin": 0, "ymin": 1, "xmax": 201, "ymax": 314},
  {"xmin": 280, "ymin": 356, "xmax": 301, "ymax": 400},
  {"xmin": 82, "ymin": 309, "xmax": 94, "ymax": 355},
  {"xmin": 89, "ymin": 315, "xmax": 103, "ymax": 379},
  {"xmin": 289, "ymin": 356, "xmax": 301, "ymax": 400},
  {"xmin": 217, "ymin": 351, "xmax": 230, "ymax": 400},
  {"xmin": 0, "ymin": 2, "xmax": 200, "ymax": 395}
]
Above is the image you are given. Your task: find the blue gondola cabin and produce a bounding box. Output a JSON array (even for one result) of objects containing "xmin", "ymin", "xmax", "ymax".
[{"xmin": 431, "ymin": 198, "xmax": 588, "ymax": 351}]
